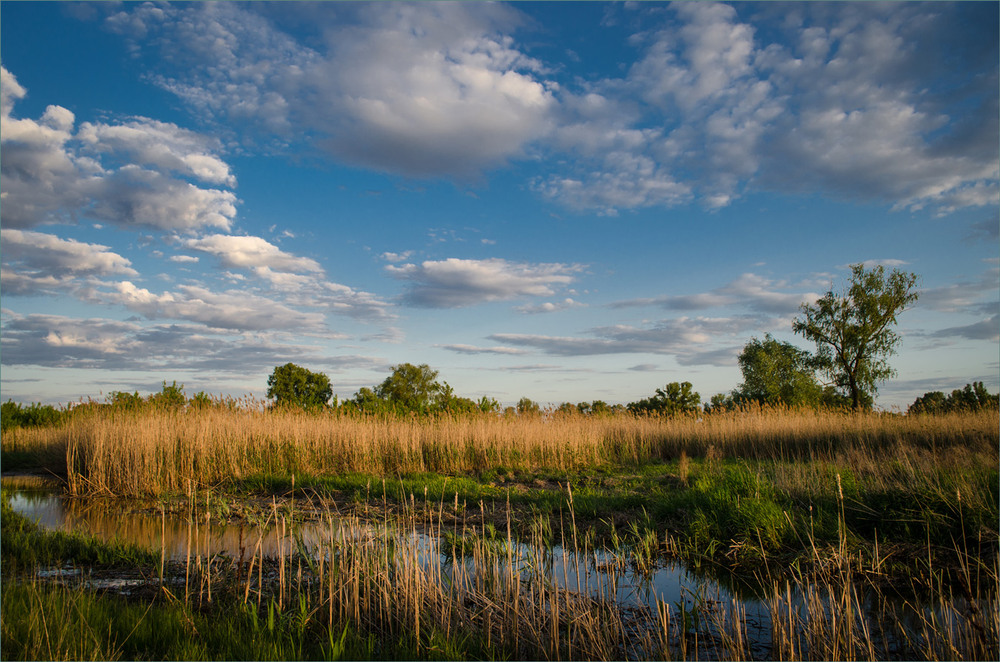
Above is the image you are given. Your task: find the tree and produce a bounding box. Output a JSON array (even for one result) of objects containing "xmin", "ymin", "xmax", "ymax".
[
  {"xmin": 516, "ymin": 397, "xmax": 541, "ymax": 416},
  {"xmin": 628, "ymin": 381, "xmax": 701, "ymax": 416},
  {"xmin": 734, "ymin": 334, "xmax": 822, "ymax": 407},
  {"xmin": 793, "ymin": 264, "xmax": 918, "ymax": 410},
  {"xmin": 908, "ymin": 382, "xmax": 998, "ymax": 414},
  {"xmin": 375, "ymin": 363, "xmax": 443, "ymax": 413},
  {"xmin": 148, "ymin": 380, "xmax": 186, "ymax": 409},
  {"xmin": 266, "ymin": 363, "xmax": 332, "ymax": 409}
]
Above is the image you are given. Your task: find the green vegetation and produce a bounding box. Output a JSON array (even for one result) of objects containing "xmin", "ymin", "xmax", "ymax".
[
  {"xmin": 909, "ymin": 381, "xmax": 1000, "ymax": 414},
  {"xmin": 266, "ymin": 363, "xmax": 333, "ymax": 409},
  {"xmin": 626, "ymin": 381, "xmax": 701, "ymax": 416},
  {"xmin": 1, "ymin": 400, "xmax": 65, "ymax": 429},
  {"xmin": 793, "ymin": 263, "xmax": 919, "ymax": 410}
]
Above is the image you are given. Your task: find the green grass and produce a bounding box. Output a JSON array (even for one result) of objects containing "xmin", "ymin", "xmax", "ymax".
[{"xmin": 224, "ymin": 453, "xmax": 997, "ymax": 578}]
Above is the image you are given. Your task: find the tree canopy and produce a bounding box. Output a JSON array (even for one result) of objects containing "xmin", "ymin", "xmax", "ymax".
[
  {"xmin": 908, "ymin": 382, "xmax": 998, "ymax": 414},
  {"xmin": 793, "ymin": 264, "xmax": 919, "ymax": 410},
  {"xmin": 266, "ymin": 363, "xmax": 332, "ymax": 409},
  {"xmin": 734, "ymin": 334, "xmax": 822, "ymax": 407},
  {"xmin": 627, "ymin": 381, "xmax": 701, "ymax": 416},
  {"xmin": 375, "ymin": 363, "xmax": 443, "ymax": 413}
]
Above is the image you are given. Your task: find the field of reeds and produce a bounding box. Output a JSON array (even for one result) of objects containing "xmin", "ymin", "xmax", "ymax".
[{"xmin": 2, "ymin": 403, "xmax": 997, "ymax": 659}]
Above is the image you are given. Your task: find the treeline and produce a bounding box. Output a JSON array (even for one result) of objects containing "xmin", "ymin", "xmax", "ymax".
[{"xmin": 0, "ymin": 381, "xmax": 225, "ymax": 430}]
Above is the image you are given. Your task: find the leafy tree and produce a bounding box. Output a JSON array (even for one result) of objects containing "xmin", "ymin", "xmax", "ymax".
[
  {"xmin": 793, "ymin": 264, "xmax": 919, "ymax": 410},
  {"xmin": 1, "ymin": 401, "xmax": 64, "ymax": 429},
  {"xmin": 907, "ymin": 390, "xmax": 948, "ymax": 415},
  {"xmin": 516, "ymin": 397, "xmax": 541, "ymax": 416},
  {"xmin": 435, "ymin": 382, "xmax": 478, "ymax": 414},
  {"xmin": 148, "ymin": 381, "xmax": 186, "ymax": 409},
  {"xmin": 108, "ymin": 390, "xmax": 145, "ymax": 411},
  {"xmin": 628, "ymin": 381, "xmax": 701, "ymax": 416},
  {"xmin": 706, "ymin": 392, "xmax": 736, "ymax": 413},
  {"xmin": 375, "ymin": 363, "xmax": 443, "ymax": 413},
  {"xmin": 908, "ymin": 382, "xmax": 998, "ymax": 414},
  {"xmin": 734, "ymin": 334, "xmax": 822, "ymax": 407},
  {"xmin": 477, "ymin": 396, "xmax": 501, "ymax": 414},
  {"xmin": 266, "ymin": 363, "xmax": 332, "ymax": 409}
]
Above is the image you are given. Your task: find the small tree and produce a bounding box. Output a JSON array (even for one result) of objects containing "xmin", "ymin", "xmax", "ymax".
[
  {"xmin": 735, "ymin": 334, "xmax": 822, "ymax": 407},
  {"xmin": 148, "ymin": 380, "xmax": 186, "ymax": 409},
  {"xmin": 267, "ymin": 363, "xmax": 332, "ymax": 409},
  {"xmin": 793, "ymin": 264, "xmax": 919, "ymax": 410},
  {"xmin": 516, "ymin": 397, "xmax": 541, "ymax": 416},
  {"xmin": 628, "ymin": 381, "xmax": 701, "ymax": 416}
]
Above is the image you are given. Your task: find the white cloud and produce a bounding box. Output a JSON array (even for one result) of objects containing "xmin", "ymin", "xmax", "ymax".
[
  {"xmin": 515, "ymin": 298, "xmax": 587, "ymax": 314},
  {"xmin": 543, "ymin": 2, "xmax": 996, "ymax": 215},
  {"xmin": 105, "ymin": 281, "xmax": 325, "ymax": 331},
  {"xmin": 1, "ymin": 229, "xmax": 137, "ymax": 277},
  {"xmin": 183, "ymin": 234, "xmax": 322, "ymax": 274},
  {"xmin": 0, "ymin": 66, "xmax": 238, "ymax": 232},
  {"xmin": 0, "ymin": 229, "xmax": 138, "ymax": 296},
  {"xmin": 115, "ymin": 2, "xmax": 555, "ymax": 178},
  {"xmin": 77, "ymin": 117, "xmax": 236, "ymax": 186},
  {"xmin": 386, "ymin": 257, "xmax": 584, "ymax": 308}
]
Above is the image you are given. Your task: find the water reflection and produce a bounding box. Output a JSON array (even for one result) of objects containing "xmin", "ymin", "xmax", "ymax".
[{"xmin": 5, "ymin": 486, "xmax": 755, "ymax": 618}]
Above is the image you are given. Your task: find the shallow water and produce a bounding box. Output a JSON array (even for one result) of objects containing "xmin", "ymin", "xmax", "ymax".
[
  {"xmin": 5, "ymin": 483, "xmax": 759, "ymax": 617},
  {"xmin": 9, "ymin": 482, "xmax": 978, "ymax": 660}
]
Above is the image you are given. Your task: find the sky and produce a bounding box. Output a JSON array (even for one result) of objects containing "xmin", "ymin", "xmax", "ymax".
[{"xmin": 1, "ymin": 1, "xmax": 997, "ymax": 411}]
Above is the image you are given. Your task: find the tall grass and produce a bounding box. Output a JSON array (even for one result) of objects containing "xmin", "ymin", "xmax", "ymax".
[
  {"xmin": 3, "ymin": 404, "xmax": 991, "ymax": 499},
  {"xmin": 4, "ymin": 481, "xmax": 996, "ymax": 661}
]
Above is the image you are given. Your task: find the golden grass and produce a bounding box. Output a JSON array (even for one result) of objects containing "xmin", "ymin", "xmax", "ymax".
[{"xmin": 2, "ymin": 403, "xmax": 994, "ymax": 499}]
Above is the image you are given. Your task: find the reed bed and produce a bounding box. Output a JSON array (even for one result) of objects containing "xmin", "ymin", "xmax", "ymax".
[
  {"xmin": 5, "ymin": 480, "xmax": 995, "ymax": 661},
  {"xmin": 2, "ymin": 404, "xmax": 991, "ymax": 499}
]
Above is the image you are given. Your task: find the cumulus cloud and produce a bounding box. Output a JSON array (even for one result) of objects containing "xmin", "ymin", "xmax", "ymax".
[
  {"xmin": 386, "ymin": 257, "xmax": 584, "ymax": 308},
  {"xmin": 183, "ymin": 234, "xmax": 322, "ymax": 275},
  {"xmin": 541, "ymin": 2, "xmax": 997, "ymax": 215},
  {"xmin": 0, "ymin": 66, "xmax": 238, "ymax": 232},
  {"xmin": 1, "ymin": 229, "xmax": 137, "ymax": 277},
  {"xmin": 110, "ymin": 1, "xmax": 555, "ymax": 178},
  {"xmin": 178, "ymin": 233, "xmax": 394, "ymax": 321},
  {"xmin": 104, "ymin": 281, "xmax": 325, "ymax": 331},
  {"xmin": 77, "ymin": 117, "xmax": 236, "ymax": 186},
  {"xmin": 80, "ymin": 2, "xmax": 1000, "ymax": 216},
  {"xmin": 0, "ymin": 229, "xmax": 138, "ymax": 296}
]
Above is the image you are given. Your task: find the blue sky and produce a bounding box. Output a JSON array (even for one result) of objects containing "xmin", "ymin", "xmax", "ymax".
[{"xmin": 1, "ymin": 1, "xmax": 997, "ymax": 410}]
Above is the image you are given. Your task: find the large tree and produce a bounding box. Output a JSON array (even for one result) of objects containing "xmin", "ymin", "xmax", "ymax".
[
  {"xmin": 375, "ymin": 363, "xmax": 443, "ymax": 413},
  {"xmin": 793, "ymin": 264, "xmax": 919, "ymax": 410},
  {"xmin": 735, "ymin": 334, "xmax": 822, "ymax": 407},
  {"xmin": 266, "ymin": 363, "xmax": 332, "ymax": 409}
]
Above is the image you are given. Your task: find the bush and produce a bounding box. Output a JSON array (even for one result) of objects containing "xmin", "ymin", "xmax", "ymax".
[{"xmin": 1, "ymin": 400, "xmax": 64, "ymax": 429}]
